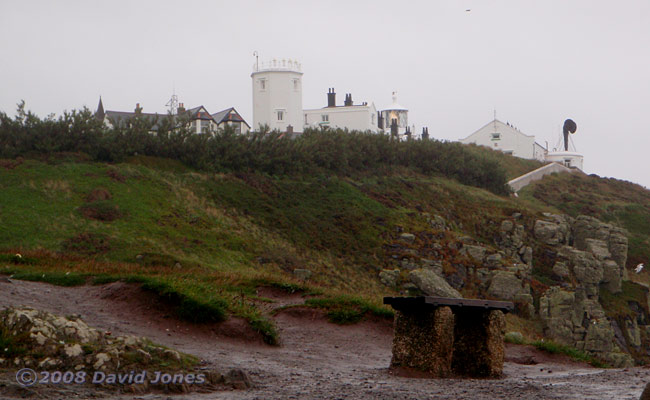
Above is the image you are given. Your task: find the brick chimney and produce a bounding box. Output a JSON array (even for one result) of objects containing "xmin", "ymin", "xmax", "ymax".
[
  {"xmin": 135, "ymin": 103, "xmax": 142, "ymax": 115},
  {"xmin": 178, "ymin": 103, "xmax": 185, "ymax": 114},
  {"xmin": 327, "ymin": 88, "xmax": 336, "ymax": 107}
]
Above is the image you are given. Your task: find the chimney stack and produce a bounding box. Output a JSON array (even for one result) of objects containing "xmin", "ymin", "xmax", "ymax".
[
  {"xmin": 178, "ymin": 103, "xmax": 185, "ymax": 114},
  {"xmin": 421, "ymin": 127, "xmax": 429, "ymax": 140},
  {"xmin": 327, "ymin": 88, "xmax": 336, "ymax": 107},
  {"xmin": 390, "ymin": 118, "xmax": 398, "ymax": 138},
  {"xmin": 344, "ymin": 93, "xmax": 353, "ymax": 106},
  {"xmin": 135, "ymin": 103, "xmax": 142, "ymax": 114}
]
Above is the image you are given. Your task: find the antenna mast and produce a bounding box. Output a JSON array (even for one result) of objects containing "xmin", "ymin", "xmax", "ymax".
[{"xmin": 166, "ymin": 85, "xmax": 178, "ymax": 115}]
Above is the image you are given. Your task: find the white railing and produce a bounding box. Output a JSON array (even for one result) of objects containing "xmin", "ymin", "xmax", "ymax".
[{"xmin": 253, "ymin": 58, "xmax": 301, "ymax": 72}]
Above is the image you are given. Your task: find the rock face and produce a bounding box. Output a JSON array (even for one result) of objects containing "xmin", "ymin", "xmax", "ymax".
[{"xmin": 409, "ymin": 269, "xmax": 462, "ymax": 298}]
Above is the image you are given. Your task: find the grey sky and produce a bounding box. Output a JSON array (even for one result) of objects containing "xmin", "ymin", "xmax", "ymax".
[{"xmin": 1, "ymin": 1, "xmax": 649, "ymax": 188}]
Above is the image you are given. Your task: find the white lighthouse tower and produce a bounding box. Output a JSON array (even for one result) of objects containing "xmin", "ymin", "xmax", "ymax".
[{"xmin": 251, "ymin": 57, "xmax": 303, "ymax": 132}]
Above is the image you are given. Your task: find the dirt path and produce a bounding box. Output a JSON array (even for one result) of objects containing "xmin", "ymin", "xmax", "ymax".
[{"xmin": 0, "ymin": 279, "xmax": 648, "ymax": 399}]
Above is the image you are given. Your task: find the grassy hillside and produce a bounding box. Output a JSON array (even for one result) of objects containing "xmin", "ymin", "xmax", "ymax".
[{"xmin": 1, "ymin": 122, "xmax": 648, "ymax": 351}]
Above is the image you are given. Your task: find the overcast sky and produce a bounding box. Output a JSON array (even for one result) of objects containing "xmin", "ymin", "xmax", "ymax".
[{"xmin": 1, "ymin": 1, "xmax": 649, "ymax": 188}]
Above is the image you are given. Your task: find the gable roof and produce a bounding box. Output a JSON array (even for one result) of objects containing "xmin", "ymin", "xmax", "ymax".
[
  {"xmin": 211, "ymin": 107, "xmax": 250, "ymax": 128},
  {"xmin": 461, "ymin": 119, "xmax": 535, "ymax": 142}
]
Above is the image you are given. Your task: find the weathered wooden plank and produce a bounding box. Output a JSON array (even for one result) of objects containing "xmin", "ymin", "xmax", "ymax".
[{"xmin": 384, "ymin": 296, "xmax": 513, "ymax": 313}]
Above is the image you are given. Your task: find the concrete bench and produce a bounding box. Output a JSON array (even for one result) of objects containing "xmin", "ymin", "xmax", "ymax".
[{"xmin": 384, "ymin": 296, "xmax": 514, "ymax": 378}]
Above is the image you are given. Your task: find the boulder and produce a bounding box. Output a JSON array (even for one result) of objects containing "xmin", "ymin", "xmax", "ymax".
[
  {"xmin": 485, "ymin": 253, "xmax": 503, "ymax": 267},
  {"xmin": 534, "ymin": 216, "xmax": 570, "ymax": 246},
  {"xmin": 487, "ymin": 271, "xmax": 525, "ymax": 301},
  {"xmin": 520, "ymin": 246, "xmax": 533, "ymax": 265},
  {"xmin": 379, "ymin": 269, "xmax": 401, "ymax": 288},
  {"xmin": 409, "ymin": 269, "xmax": 462, "ymax": 298},
  {"xmin": 399, "ymin": 233, "xmax": 416, "ymax": 243},
  {"xmin": 460, "ymin": 244, "xmax": 487, "ymax": 261}
]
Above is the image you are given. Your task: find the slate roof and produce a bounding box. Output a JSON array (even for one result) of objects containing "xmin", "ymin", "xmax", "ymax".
[{"xmin": 211, "ymin": 107, "xmax": 250, "ymax": 127}]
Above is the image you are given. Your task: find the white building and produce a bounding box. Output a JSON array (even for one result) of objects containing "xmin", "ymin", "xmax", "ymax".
[
  {"xmin": 251, "ymin": 58, "xmax": 303, "ymax": 132},
  {"xmin": 379, "ymin": 92, "xmax": 410, "ymax": 138},
  {"xmin": 303, "ymin": 89, "xmax": 379, "ymax": 132},
  {"xmin": 460, "ymin": 119, "xmax": 546, "ymax": 161}
]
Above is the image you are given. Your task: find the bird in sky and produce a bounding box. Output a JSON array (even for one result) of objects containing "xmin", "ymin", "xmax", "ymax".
[{"xmin": 635, "ymin": 263, "xmax": 644, "ymax": 274}]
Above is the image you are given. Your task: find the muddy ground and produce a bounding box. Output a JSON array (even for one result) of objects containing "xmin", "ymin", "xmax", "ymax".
[{"xmin": 0, "ymin": 279, "xmax": 648, "ymax": 399}]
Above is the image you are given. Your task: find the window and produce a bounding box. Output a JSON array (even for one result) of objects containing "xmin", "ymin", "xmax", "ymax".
[
  {"xmin": 229, "ymin": 121, "xmax": 241, "ymax": 134},
  {"xmin": 491, "ymin": 132, "xmax": 501, "ymax": 140},
  {"xmin": 293, "ymin": 79, "xmax": 300, "ymax": 91},
  {"xmin": 304, "ymin": 114, "xmax": 307, "ymax": 124},
  {"xmin": 277, "ymin": 110, "xmax": 284, "ymax": 121},
  {"xmin": 371, "ymin": 113, "xmax": 375, "ymax": 124},
  {"xmin": 494, "ymin": 142, "xmax": 498, "ymax": 147},
  {"xmin": 259, "ymin": 79, "xmax": 266, "ymax": 90},
  {"xmin": 200, "ymin": 120, "xmax": 210, "ymax": 133},
  {"xmin": 321, "ymin": 114, "xmax": 329, "ymax": 122}
]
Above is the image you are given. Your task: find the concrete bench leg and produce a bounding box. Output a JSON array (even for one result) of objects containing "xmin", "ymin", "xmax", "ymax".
[
  {"xmin": 390, "ymin": 306, "xmax": 455, "ymax": 377},
  {"xmin": 452, "ymin": 309, "xmax": 506, "ymax": 377}
]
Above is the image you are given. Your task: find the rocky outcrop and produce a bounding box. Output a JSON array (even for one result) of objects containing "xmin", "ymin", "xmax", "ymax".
[
  {"xmin": 538, "ymin": 287, "xmax": 634, "ymax": 367},
  {"xmin": 0, "ymin": 307, "xmax": 186, "ymax": 372}
]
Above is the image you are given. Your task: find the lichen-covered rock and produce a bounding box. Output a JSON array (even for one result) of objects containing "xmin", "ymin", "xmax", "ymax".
[
  {"xmin": 484, "ymin": 253, "xmax": 503, "ymax": 267},
  {"xmin": 539, "ymin": 287, "xmax": 578, "ymax": 345},
  {"xmin": 0, "ymin": 307, "xmax": 193, "ymax": 373},
  {"xmin": 409, "ymin": 269, "xmax": 462, "ymax": 298},
  {"xmin": 558, "ymin": 246, "xmax": 603, "ymax": 297},
  {"xmin": 487, "ymin": 271, "xmax": 526, "ymax": 301},
  {"xmin": 625, "ymin": 318, "xmax": 642, "ymax": 349},
  {"xmin": 460, "ymin": 244, "xmax": 487, "ymax": 261},
  {"xmin": 552, "ymin": 261, "xmax": 570, "ymax": 279},
  {"xmin": 379, "ymin": 269, "xmax": 401, "ymax": 288},
  {"xmin": 391, "ymin": 307, "xmax": 455, "ymax": 376},
  {"xmin": 601, "ymin": 259, "xmax": 622, "ymax": 293},
  {"xmin": 585, "ymin": 238, "xmax": 611, "ymax": 261}
]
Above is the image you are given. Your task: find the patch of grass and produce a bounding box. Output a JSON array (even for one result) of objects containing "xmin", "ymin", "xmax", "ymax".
[
  {"xmin": 531, "ymin": 340, "xmax": 608, "ymax": 368},
  {"xmin": 0, "ymin": 324, "xmax": 29, "ymax": 358},
  {"xmin": 600, "ymin": 281, "xmax": 649, "ymax": 319},
  {"xmin": 248, "ymin": 315, "xmax": 278, "ymax": 345},
  {"xmin": 61, "ymin": 232, "xmax": 111, "ymax": 255},
  {"xmin": 305, "ymin": 295, "xmax": 393, "ymax": 324},
  {"xmin": 91, "ymin": 274, "xmax": 122, "ymax": 285},
  {"xmin": 0, "ymin": 253, "xmax": 38, "ymax": 265},
  {"xmin": 504, "ymin": 332, "xmax": 525, "ymax": 345},
  {"xmin": 9, "ymin": 271, "xmax": 86, "ymax": 286},
  {"xmin": 77, "ymin": 200, "xmax": 124, "ymax": 221},
  {"xmin": 140, "ymin": 279, "xmax": 228, "ymax": 323}
]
